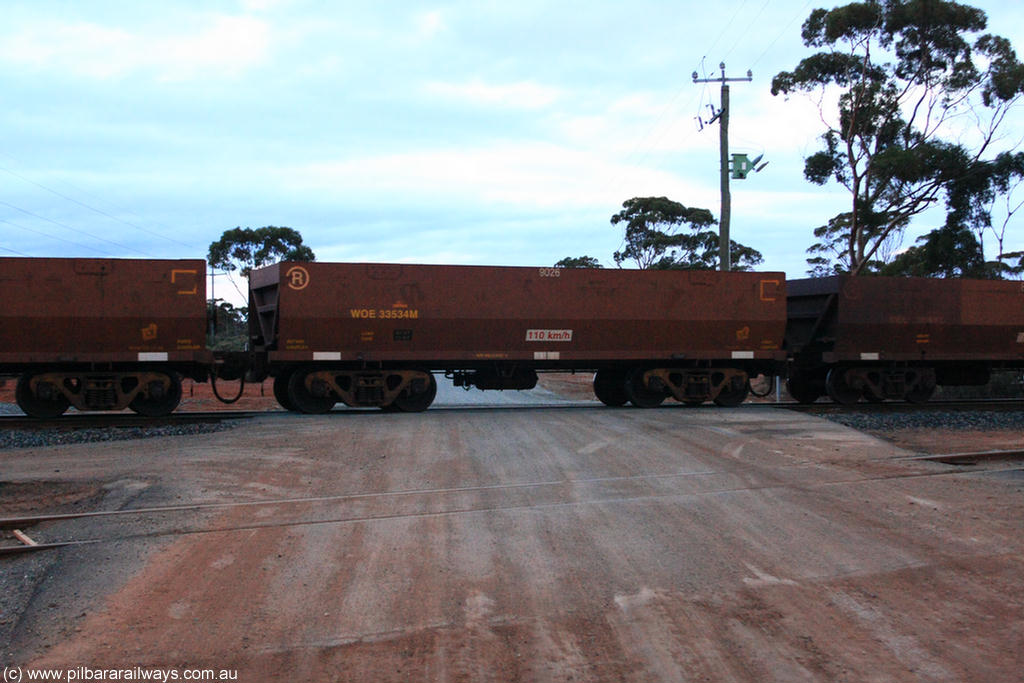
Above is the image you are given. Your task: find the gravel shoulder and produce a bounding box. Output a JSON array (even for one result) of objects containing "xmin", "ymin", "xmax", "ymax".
[{"xmin": 818, "ymin": 409, "xmax": 1024, "ymax": 455}]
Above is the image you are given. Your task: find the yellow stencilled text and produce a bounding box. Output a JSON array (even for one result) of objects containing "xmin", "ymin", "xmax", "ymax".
[{"xmin": 350, "ymin": 308, "xmax": 419, "ymax": 320}]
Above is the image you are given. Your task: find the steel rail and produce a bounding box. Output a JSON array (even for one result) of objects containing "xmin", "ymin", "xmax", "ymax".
[{"xmin": 3, "ymin": 458, "xmax": 1020, "ymax": 556}]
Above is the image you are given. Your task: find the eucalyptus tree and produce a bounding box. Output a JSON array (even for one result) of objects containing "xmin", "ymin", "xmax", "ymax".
[
  {"xmin": 772, "ymin": 0, "xmax": 1024, "ymax": 275},
  {"xmin": 609, "ymin": 196, "xmax": 763, "ymax": 271},
  {"xmin": 208, "ymin": 226, "xmax": 315, "ymax": 277}
]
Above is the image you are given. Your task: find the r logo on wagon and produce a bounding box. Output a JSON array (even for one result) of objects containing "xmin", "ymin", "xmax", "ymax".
[{"xmin": 286, "ymin": 266, "xmax": 310, "ymax": 290}]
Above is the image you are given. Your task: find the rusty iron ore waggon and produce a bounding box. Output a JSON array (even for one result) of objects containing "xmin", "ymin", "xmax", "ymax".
[
  {"xmin": 247, "ymin": 262, "xmax": 788, "ymax": 413},
  {"xmin": 3, "ymin": 256, "xmax": 1023, "ymax": 417},
  {"xmin": 0, "ymin": 258, "xmax": 211, "ymax": 417},
  {"xmin": 786, "ymin": 275, "xmax": 1024, "ymax": 404}
]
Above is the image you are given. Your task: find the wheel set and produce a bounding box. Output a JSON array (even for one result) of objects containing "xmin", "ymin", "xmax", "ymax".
[
  {"xmin": 592, "ymin": 367, "xmax": 751, "ymax": 408},
  {"xmin": 15, "ymin": 371, "xmax": 183, "ymax": 418},
  {"xmin": 274, "ymin": 367, "xmax": 438, "ymax": 414},
  {"xmin": 788, "ymin": 366, "xmax": 938, "ymax": 405}
]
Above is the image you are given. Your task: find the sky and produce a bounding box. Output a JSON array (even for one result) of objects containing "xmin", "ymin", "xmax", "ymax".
[{"xmin": 2, "ymin": 0, "xmax": 1023, "ymax": 305}]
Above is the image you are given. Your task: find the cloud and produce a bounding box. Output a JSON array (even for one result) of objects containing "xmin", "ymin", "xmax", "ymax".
[
  {"xmin": 280, "ymin": 140, "xmax": 705, "ymax": 211},
  {"xmin": 423, "ymin": 79, "xmax": 562, "ymax": 110},
  {"xmin": 240, "ymin": 0, "xmax": 291, "ymax": 10},
  {"xmin": 414, "ymin": 9, "xmax": 446, "ymax": 39},
  {"xmin": 0, "ymin": 14, "xmax": 271, "ymax": 81}
]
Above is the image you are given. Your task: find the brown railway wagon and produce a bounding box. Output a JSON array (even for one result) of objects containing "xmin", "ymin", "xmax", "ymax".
[
  {"xmin": 250, "ymin": 262, "xmax": 787, "ymax": 412},
  {"xmin": 0, "ymin": 257, "xmax": 209, "ymax": 417},
  {"xmin": 786, "ymin": 275, "xmax": 1024, "ymax": 404}
]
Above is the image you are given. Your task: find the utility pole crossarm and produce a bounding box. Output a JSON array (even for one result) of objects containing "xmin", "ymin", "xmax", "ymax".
[
  {"xmin": 691, "ymin": 63, "xmax": 753, "ymax": 86},
  {"xmin": 692, "ymin": 62, "xmax": 752, "ymax": 272}
]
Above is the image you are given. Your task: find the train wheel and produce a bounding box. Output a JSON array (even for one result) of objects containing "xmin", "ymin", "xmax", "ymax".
[
  {"xmin": 392, "ymin": 372, "xmax": 437, "ymax": 413},
  {"xmin": 861, "ymin": 370, "xmax": 885, "ymax": 402},
  {"xmin": 786, "ymin": 371, "xmax": 822, "ymax": 404},
  {"xmin": 786, "ymin": 378, "xmax": 820, "ymax": 404},
  {"xmin": 287, "ymin": 367, "xmax": 336, "ymax": 414},
  {"xmin": 624, "ymin": 368, "xmax": 665, "ymax": 408},
  {"xmin": 273, "ymin": 371, "xmax": 298, "ymax": 412},
  {"xmin": 129, "ymin": 373, "xmax": 183, "ymax": 417},
  {"xmin": 862, "ymin": 386, "xmax": 886, "ymax": 403},
  {"xmin": 16, "ymin": 374, "xmax": 70, "ymax": 418},
  {"xmin": 825, "ymin": 367, "xmax": 861, "ymax": 405},
  {"xmin": 713, "ymin": 374, "xmax": 749, "ymax": 407},
  {"xmin": 905, "ymin": 383, "xmax": 935, "ymax": 403},
  {"xmin": 593, "ymin": 369, "xmax": 628, "ymax": 407},
  {"xmin": 905, "ymin": 370, "xmax": 936, "ymax": 403}
]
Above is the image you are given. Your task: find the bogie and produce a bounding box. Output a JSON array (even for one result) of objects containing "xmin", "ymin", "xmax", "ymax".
[
  {"xmin": 821, "ymin": 366, "xmax": 938, "ymax": 405},
  {"xmin": 15, "ymin": 370, "xmax": 184, "ymax": 417}
]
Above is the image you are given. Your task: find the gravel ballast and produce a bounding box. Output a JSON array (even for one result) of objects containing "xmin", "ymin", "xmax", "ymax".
[
  {"xmin": 0, "ymin": 406, "xmax": 238, "ymax": 450},
  {"xmin": 821, "ymin": 409, "xmax": 1024, "ymax": 433}
]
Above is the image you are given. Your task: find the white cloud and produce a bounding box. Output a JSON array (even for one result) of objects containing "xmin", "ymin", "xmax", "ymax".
[
  {"xmin": 554, "ymin": 110, "xmax": 707, "ymax": 158},
  {"xmin": 414, "ymin": 10, "xmax": 446, "ymax": 39},
  {"xmin": 0, "ymin": 15, "xmax": 271, "ymax": 81},
  {"xmin": 240, "ymin": 0, "xmax": 291, "ymax": 11},
  {"xmin": 280, "ymin": 141, "xmax": 702, "ymax": 210},
  {"xmin": 423, "ymin": 79, "xmax": 562, "ymax": 110}
]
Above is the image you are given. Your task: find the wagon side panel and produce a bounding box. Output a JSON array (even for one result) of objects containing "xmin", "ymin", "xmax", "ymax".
[
  {"xmin": 0, "ymin": 258, "xmax": 207, "ymax": 366},
  {"xmin": 263, "ymin": 262, "xmax": 786, "ymax": 366}
]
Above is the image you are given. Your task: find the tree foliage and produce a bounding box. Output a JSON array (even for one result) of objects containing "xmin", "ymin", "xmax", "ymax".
[
  {"xmin": 999, "ymin": 251, "xmax": 1024, "ymax": 279},
  {"xmin": 208, "ymin": 226, "xmax": 315, "ymax": 277},
  {"xmin": 880, "ymin": 223, "xmax": 988, "ymax": 277},
  {"xmin": 609, "ymin": 196, "xmax": 763, "ymax": 271},
  {"xmin": 207, "ymin": 300, "xmax": 249, "ymax": 351},
  {"xmin": 554, "ymin": 256, "xmax": 603, "ymax": 268},
  {"xmin": 772, "ymin": 0, "xmax": 1024, "ymax": 276}
]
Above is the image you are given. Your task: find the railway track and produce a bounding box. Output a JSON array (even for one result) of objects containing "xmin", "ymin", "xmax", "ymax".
[
  {"xmin": 776, "ymin": 398, "xmax": 1024, "ymax": 414},
  {"xmin": 1, "ymin": 397, "xmax": 1022, "ymax": 426},
  {"xmin": 3, "ymin": 448, "xmax": 1021, "ymax": 557},
  {"xmin": 0, "ymin": 409, "xmax": 263, "ymax": 430}
]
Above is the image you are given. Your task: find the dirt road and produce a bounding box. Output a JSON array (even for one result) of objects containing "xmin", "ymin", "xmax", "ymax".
[{"xmin": 2, "ymin": 403, "xmax": 1022, "ymax": 682}]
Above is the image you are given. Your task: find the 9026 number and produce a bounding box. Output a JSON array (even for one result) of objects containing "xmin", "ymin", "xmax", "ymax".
[{"xmin": 538, "ymin": 268, "xmax": 561, "ymax": 278}]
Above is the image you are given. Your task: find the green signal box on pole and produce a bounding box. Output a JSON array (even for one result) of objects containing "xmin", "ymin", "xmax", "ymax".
[
  {"xmin": 731, "ymin": 153, "xmax": 766, "ymax": 180},
  {"xmin": 731, "ymin": 153, "xmax": 753, "ymax": 179}
]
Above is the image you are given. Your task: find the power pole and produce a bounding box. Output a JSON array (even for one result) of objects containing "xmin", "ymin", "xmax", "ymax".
[
  {"xmin": 208, "ymin": 270, "xmax": 226, "ymax": 337},
  {"xmin": 693, "ymin": 63, "xmax": 752, "ymax": 271}
]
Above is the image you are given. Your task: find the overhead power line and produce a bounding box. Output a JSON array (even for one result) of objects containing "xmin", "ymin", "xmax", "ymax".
[
  {"xmin": 724, "ymin": 0, "xmax": 773, "ymax": 61},
  {"xmin": 703, "ymin": 0, "xmax": 751, "ymax": 63},
  {"xmin": 0, "ymin": 198, "xmax": 155, "ymax": 256},
  {"xmin": 751, "ymin": 0, "xmax": 815, "ymax": 68},
  {"xmin": 0, "ymin": 216, "xmax": 117, "ymax": 256},
  {"xmin": 0, "ymin": 163, "xmax": 195, "ymax": 250}
]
